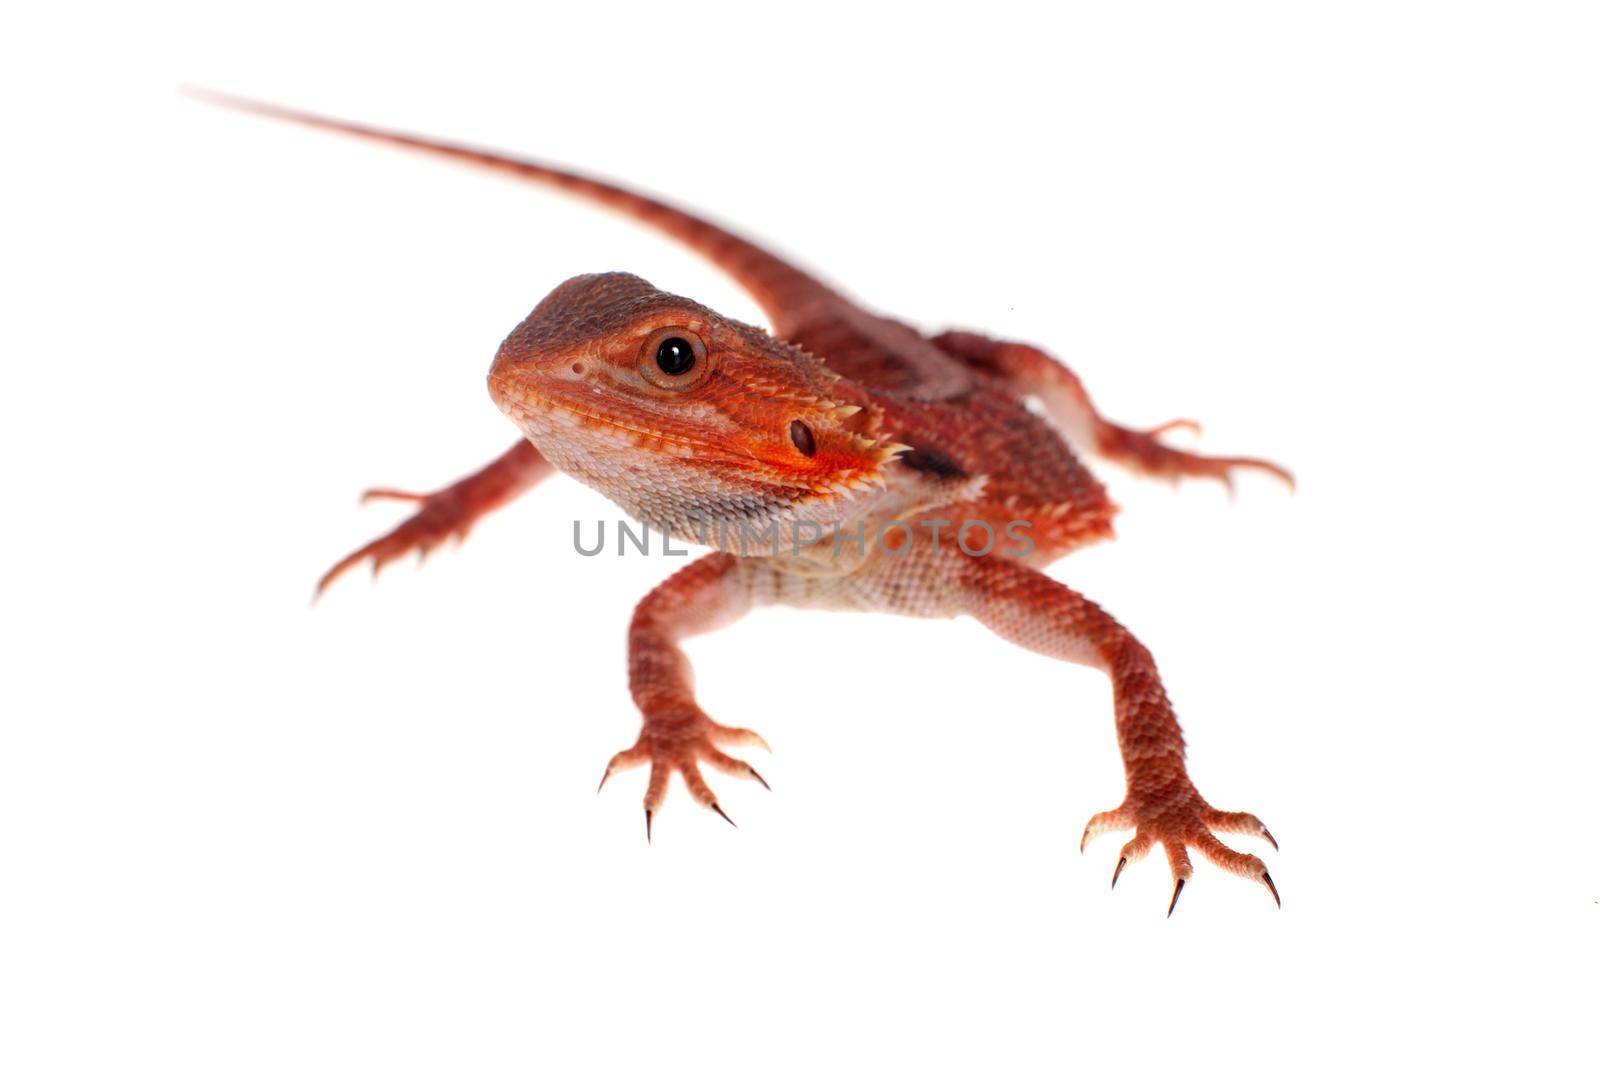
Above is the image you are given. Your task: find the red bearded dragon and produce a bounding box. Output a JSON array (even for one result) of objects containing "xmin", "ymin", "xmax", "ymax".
[{"xmin": 199, "ymin": 91, "xmax": 1293, "ymax": 916}]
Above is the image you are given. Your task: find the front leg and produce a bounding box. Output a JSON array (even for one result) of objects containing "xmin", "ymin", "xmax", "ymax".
[
  {"xmin": 600, "ymin": 554, "xmax": 770, "ymax": 839},
  {"xmin": 958, "ymin": 555, "xmax": 1279, "ymax": 915},
  {"xmin": 317, "ymin": 438, "xmax": 552, "ymax": 595}
]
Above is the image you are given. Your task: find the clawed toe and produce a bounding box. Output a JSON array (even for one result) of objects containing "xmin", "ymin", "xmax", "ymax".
[
  {"xmin": 1083, "ymin": 798, "xmax": 1281, "ymax": 914},
  {"xmin": 710, "ymin": 724, "xmax": 771, "ymax": 752},
  {"xmin": 596, "ymin": 744, "xmax": 647, "ymax": 793},
  {"xmin": 360, "ymin": 487, "xmax": 431, "ymax": 504},
  {"xmin": 1145, "ymin": 417, "xmax": 1202, "ymax": 438},
  {"xmin": 1080, "ymin": 807, "xmax": 1135, "ymax": 852},
  {"xmin": 315, "ymin": 487, "xmax": 477, "ymax": 598},
  {"xmin": 1180, "ymin": 454, "xmax": 1295, "ymax": 497},
  {"xmin": 1205, "ymin": 808, "xmax": 1279, "ymax": 850},
  {"xmin": 1099, "ymin": 420, "xmax": 1295, "ymax": 493},
  {"xmin": 598, "ymin": 717, "xmax": 770, "ymax": 840},
  {"xmin": 703, "ymin": 747, "xmax": 771, "ymax": 790}
]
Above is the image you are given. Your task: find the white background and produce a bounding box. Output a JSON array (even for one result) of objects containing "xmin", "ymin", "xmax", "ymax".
[{"xmin": 4, "ymin": 2, "xmax": 1596, "ymax": 1063}]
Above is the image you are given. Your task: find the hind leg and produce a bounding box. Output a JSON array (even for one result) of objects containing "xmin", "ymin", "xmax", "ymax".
[{"xmin": 931, "ymin": 330, "xmax": 1293, "ymax": 491}]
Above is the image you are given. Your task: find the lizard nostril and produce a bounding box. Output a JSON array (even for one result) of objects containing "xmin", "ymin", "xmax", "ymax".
[{"xmin": 569, "ymin": 361, "xmax": 587, "ymax": 377}]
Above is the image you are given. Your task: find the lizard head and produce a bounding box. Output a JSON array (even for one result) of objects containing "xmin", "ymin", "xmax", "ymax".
[{"xmin": 487, "ymin": 273, "xmax": 905, "ymax": 548}]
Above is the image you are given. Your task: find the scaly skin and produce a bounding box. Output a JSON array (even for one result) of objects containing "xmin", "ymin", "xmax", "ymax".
[{"xmin": 201, "ymin": 91, "xmax": 1292, "ymax": 915}]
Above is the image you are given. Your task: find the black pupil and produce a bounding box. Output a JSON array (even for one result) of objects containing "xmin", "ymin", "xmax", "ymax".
[{"xmin": 655, "ymin": 337, "xmax": 696, "ymax": 375}]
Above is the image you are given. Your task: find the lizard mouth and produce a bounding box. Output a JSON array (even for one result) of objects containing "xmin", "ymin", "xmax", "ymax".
[
  {"xmin": 487, "ymin": 375, "xmax": 898, "ymax": 511},
  {"xmin": 486, "ymin": 372, "xmax": 906, "ymax": 507},
  {"xmin": 490, "ymin": 374, "xmax": 767, "ymax": 467},
  {"xmin": 489, "ymin": 374, "xmax": 703, "ymax": 457}
]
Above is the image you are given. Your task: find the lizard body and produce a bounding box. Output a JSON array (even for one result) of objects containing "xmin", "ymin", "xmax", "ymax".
[{"xmin": 202, "ymin": 92, "xmax": 1291, "ymax": 914}]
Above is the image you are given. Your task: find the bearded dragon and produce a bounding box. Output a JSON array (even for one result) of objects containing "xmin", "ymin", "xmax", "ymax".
[{"xmin": 199, "ymin": 91, "xmax": 1293, "ymax": 915}]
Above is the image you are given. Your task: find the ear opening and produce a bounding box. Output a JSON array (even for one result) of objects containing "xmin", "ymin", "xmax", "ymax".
[{"xmin": 789, "ymin": 420, "xmax": 817, "ymax": 456}]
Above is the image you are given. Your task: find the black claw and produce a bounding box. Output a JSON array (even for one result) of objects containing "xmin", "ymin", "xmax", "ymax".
[
  {"xmin": 1111, "ymin": 855, "xmax": 1128, "ymax": 889},
  {"xmin": 1167, "ymin": 878, "xmax": 1186, "ymax": 918},
  {"xmin": 1262, "ymin": 826, "xmax": 1279, "ymax": 851},
  {"xmin": 1262, "ymin": 869, "xmax": 1281, "ymax": 908},
  {"xmin": 748, "ymin": 767, "xmax": 771, "ymax": 791},
  {"xmin": 711, "ymin": 802, "xmax": 737, "ymax": 828},
  {"xmin": 597, "ymin": 769, "xmax": 610, "ymax": 795},
  {"xmin": 645, "ymin": 809, "xmax": 654, "ymax": 844}
]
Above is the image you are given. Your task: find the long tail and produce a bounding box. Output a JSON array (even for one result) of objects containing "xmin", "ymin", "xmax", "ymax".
[{"xmin": 185, "ymin": 88, "xmax": 836, "ymax": 330}]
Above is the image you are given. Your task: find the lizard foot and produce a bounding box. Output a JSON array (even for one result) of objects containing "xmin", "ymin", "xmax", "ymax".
[
  {"xmin": 597, "ymin": 708, "xmax": 770, "ymax": 841},
  {"xmin": 1080, "ymin": 785, "xmax": 1279, "ymax": 916},
  {"xmin": 316, "ymin": 485, "xmax": 482, "ymax": 597},
  {"xmin": 1096, "ymin": 419, "xmax": 1295, "ymax": 493}
]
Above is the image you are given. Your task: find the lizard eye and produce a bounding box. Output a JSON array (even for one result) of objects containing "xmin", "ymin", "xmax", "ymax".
[
  {"xmin": 640, "ymin": 327, "xmax": 710, "ymax": 390},
  {"xmin": 655, "ymin": 337, "xmax": 695, "ymax": 375}
]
